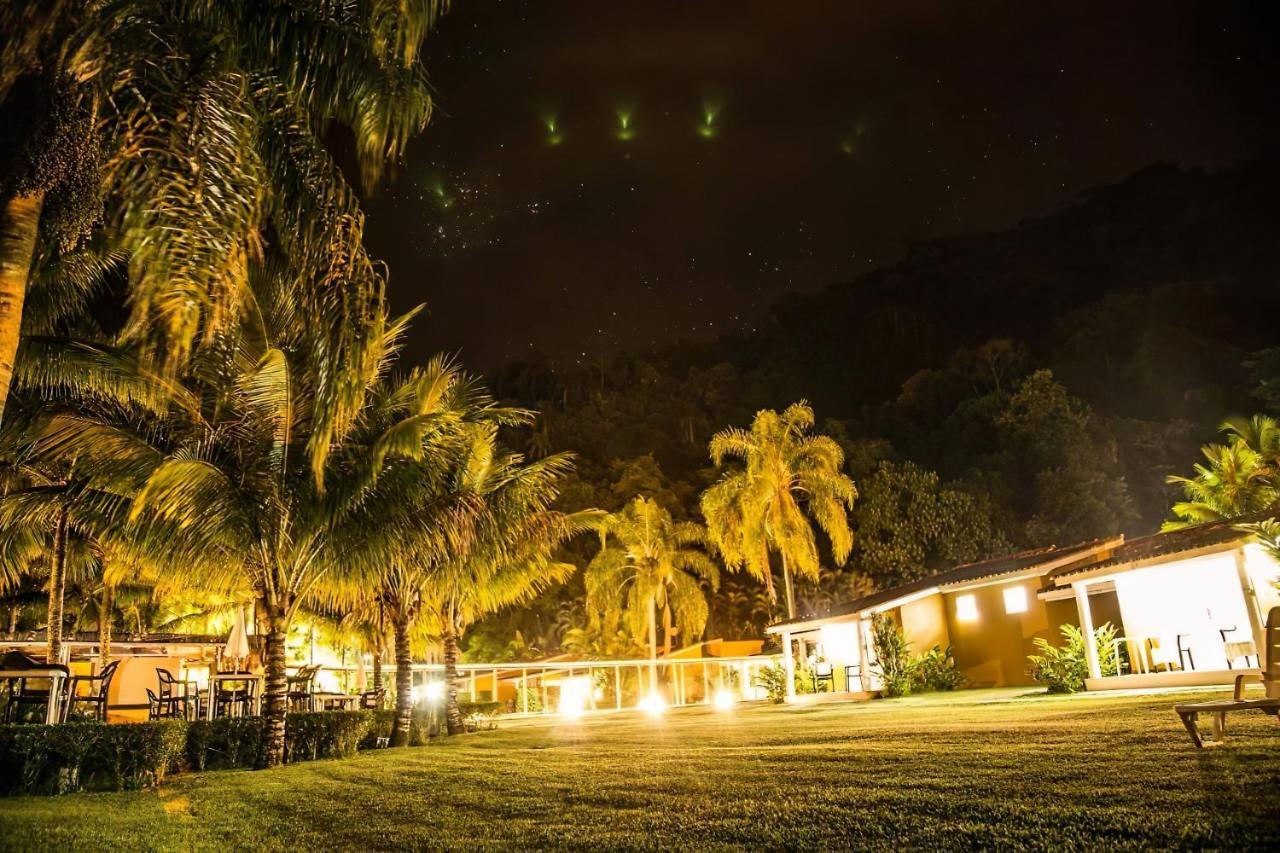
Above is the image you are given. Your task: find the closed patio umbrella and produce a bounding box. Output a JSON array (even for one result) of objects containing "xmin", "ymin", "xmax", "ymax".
[
  {"xmin": 354, "ymin": 654, "xmax": 367, "ymax": 693},
  {"xmin": 226, "ymin": 607, "xmax": 251, "ymax": 668}
]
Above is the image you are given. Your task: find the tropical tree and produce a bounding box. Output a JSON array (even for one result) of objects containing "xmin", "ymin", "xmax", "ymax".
[
  {"xmin": 584, "ymin": 497, "xmax": 719, "ymax": 692},
  {"xmin": 421, "ymin": 423, "xmax": 593, "ymax": 735},
  {"xmin": 0, "ymin": 0, "xmax": 444, "ymax": 424},
  {"xmin": 1166, "ymin": 415, "xmax": 1280, "ymax": 528},
  {"xmin": 701, "ymin": 402, "xmax": 856, "ymax": 619}
]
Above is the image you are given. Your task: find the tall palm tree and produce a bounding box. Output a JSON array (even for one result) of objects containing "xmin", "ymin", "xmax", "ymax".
[
  {"xmin": 585, "ymin": 497, "xmax": 719, "ymax": 692},
  {"xmin": 701, "ymin": 402, "xmax": 857, "ymax": 619},
  {"xmin": 420, "ymin": 423, "xmax": 595, "ymax": 735},
  {"xmin": 1166, "ymin": 415, "xmax": 1280, "ymax": 528},
  {"xmin": 16, "ymin": 265, "xmax": 437, "ymax": 766},
  {"xmin": 0, "ymin": 0, "xmax": 445, "ymax": 425}
]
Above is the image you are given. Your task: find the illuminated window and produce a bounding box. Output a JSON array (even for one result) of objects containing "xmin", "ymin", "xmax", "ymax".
[
  {"xmin": 955, "ymin": 594, "xmax": 979, "ymax": 622},
  {"xmin": 1003, "ymin": 585, "xmax": 1028, "ymax": 615}
]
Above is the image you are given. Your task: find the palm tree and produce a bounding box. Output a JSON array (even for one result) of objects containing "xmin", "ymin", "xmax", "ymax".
[
  {"xmin": 701, "ymin": 402, "xmax": 857, "ymax": 619},
  {"xmin": 1166, "ymin": 415, "xmax": 1280, "ymax": 528},
  {"xmin": 0, "ymin": 1, "xmax": 444, "ymax": 424},
  {"xmin": 16, "ymin": 264, "xmax": 438, "ymax": 766},
  {"xmin": 584, "ymin": 497, "xmax": 719, "ymax": 692},
  {"xmin": 421, "ymin": 423, "xmax": 595, "ymax": 735}
]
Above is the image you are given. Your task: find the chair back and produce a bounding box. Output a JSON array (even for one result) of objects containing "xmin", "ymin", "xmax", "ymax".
[
  {"xmin": 360, "ymin": 688, "xmax": 385, "ymax": 710},
  {"xmin": 98, "ymin": 660, "xmax": 120, "ymax": 698},
  {"xmin": 157, "ymin": 668, "xmax": 180, "ymax": 699}
]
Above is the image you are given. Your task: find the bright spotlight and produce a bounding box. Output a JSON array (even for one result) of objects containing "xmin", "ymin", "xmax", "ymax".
[
  {"xmin": 560, "ymin": 676, "xmax": 591, "ymax": 720},
  {"xmin": 713, "ymin": 689, "xmax": 735, "ymax": 711},
  {"xmin": 639, "ymin": 693, "xmax": 666, "ymax": 717},
  {"xmin": 423, "ymin": 681, "xmax": 445, "ymax": 703}
]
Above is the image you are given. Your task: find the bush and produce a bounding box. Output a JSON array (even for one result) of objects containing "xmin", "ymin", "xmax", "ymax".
[
  {"xmin": 457, "ymin": 700, "xmax": 502, "ymax": 731},
  {"xmin": 0, "ymin": 721, "xmax": 186, "ymax": 795},
  {"xmin": 366, "ymin": 708, "xmax": 435, "ymax": 747},
  {"xmin": 871, "ymin": 614, "xmax": 916, "ymax": 697},
  {"xmin": 1027, "ymin": 622, "xmax": 1119, "ymax": 693},
  {"xmin": 752, "ymin": 662, "xmax": 789, "ymax": 704},
  {"xmin": 914, "ymin": 645, "xmax": 965, "ymax": 692},
  {"xmin": 0, "ymin": 708, "xmax": 443, "ymax": 796}
]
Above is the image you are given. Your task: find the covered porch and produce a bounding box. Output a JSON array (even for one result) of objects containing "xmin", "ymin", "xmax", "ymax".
[
  {"xmin": 769, "ymin": 616, "xmax": 878, "ymax": 702},
  {"xmin": 1051, "ymin": 540, "xmax": 1280, "ymax": 691}
]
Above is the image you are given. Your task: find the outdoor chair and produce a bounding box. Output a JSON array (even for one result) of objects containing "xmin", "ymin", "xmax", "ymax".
[
  {"xmin": 1219, "ymin": 626, "xmax": 1259, "ymax": 669},
  {"xmin": 213, "ymin": 677, "xmax": 256, "ymax": 718},
  {"xmin": 811, "ymin": 661, "xmax": 834, "ymax": 692},
  {"xmin": 156, "ymin": 669, "xmax": 195, "ymax": 719},
  {"xmin": 287, "ymin": 666, "xmax": 319, "ymax": 711},
  {"xmin": 360, "ymin": 688, "xmax": 386, "ymax": 710},
  {"xmin": 146, "ymin": 688, "xmax": 186, "ymax": 720},
  {"xmin": 844, "ymin": 664, "xmax": 862, "ymax": 692},
  {"xmin": 1175, "ymin": 606, "xmax": 1280, "ymax": 747},
  {"xmin": 1176, "ymin": 634, "xmax": 1195, "ymax": 671},
  {"xmin": 68, "ymin": 660, "xmax": 119, "ymax": 721}
]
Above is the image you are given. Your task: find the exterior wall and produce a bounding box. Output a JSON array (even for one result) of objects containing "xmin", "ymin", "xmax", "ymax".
[
  {"xmin": 941, "ymin": 578, "xmax": 1053, "ymax": 687},
  {"xmin": 899, "ymin": 593, "xmax": 949, "ymax": 654}
]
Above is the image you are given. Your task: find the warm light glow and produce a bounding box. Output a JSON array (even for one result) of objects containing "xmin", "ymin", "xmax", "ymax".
[
  {"xmin": 559, "ymin": 676, "xmax": 591, "ymax": 719},
  {"xmin": 819, "ymin": 622, "xmax": 861, "ymax": 663},
  {"xmin": 699, "ymin": 104, "xmax": 719, "ymax": 138},
  {"xmin": 639, "ymin": 692, "xmax": 666, "ymax": 717},
  {"xmin": 956, "ymin": 594, "xmax": 979, "ymax": 622},
  {"xmin": 1002, "ymin": 585, "xmax": 1028, "ymax": 615},
  {"xmin": 543, "ymin": 114, "xmax": 563, "ymax": 146},
  {"xmin": 713, "ymin": 689, "xmax": 735, "ymax": 711},
  {"xmin": 616, "ymin": 109, "xmax": 634, "ymax": 141},
  {"xmin": 423, "ymin": 680, "xmax": 445, "ymax": 703}
]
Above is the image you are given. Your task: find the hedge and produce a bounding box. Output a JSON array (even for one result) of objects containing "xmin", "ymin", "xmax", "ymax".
[{"xmin": 0, "ymin": 708, "xmax": 444, "ymax": 797}]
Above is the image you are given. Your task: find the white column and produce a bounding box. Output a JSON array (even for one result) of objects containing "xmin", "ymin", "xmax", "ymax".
[
  {"xmin": 782, "ymin": 631, "xmax": 796, "ymax": 701},
  {"xmin": 614, "ymin": 666, "xmax": 622, "ymax": 710},
  {"xmin": 1074, "ymin": 582, "xmax": 1101, "ymax": 682},
  {"xmin": 1234, "ymin": 547, "xmax": 1266, "ymax": 658},
  {"xmin": 855, "ymin": 618, "xmax": 869, "ymax": 692},
  {"xmin": 521, "ymin": 669, "xmax": 529, "ymax": 713}
]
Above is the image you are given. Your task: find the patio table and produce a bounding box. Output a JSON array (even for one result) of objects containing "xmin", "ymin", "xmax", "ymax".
[
  {"xmin": 313, "ymin": 692, "xmax": 358, "ymax": 711},
  {"xmin": 0, "ymin": 669, "xmax": 68, "ymax": 724},
  {"xmin": 206, "ymin": 672, "xmax": 264, "ymax": 720}
]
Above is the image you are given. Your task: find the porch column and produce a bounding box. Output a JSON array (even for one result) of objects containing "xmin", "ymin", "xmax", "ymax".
[
  {"xmin": 1234, "ymin": 547, "xmax": 1266, "ymax": 657},
  {"xmin": 1074, "ymin": 582, "xmax": 1101, "ymax": 681},
  {"xmin": 855, "ymin": 618, "xmax": 870, "ymax": 692},
  {"xmin": 614, "ymin": 666, "xmax": 622, "ymax": 710},
  {"xmin": 781, "ymin": 630, "xmax": 796, "ymax": 701}
]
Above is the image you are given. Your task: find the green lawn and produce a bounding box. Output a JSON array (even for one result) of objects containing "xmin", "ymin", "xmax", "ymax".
[{"xmin": 1, "ymin": 687, "xmax": 1278, "ymax": 850}]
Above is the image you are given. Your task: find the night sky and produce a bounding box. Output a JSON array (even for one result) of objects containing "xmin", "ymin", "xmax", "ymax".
[{"xmin": 362, "ymin": 1, "xmax": 1278, "ymax": 371}]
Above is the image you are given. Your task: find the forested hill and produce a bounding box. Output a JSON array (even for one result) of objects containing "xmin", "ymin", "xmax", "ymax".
[
  {"xmin": 474, "ymin": 158, "xmax": 1280, "ymax": 656},
  {"xmin": 679, "ymin": 158, "xmax": 1280, "ymax": 416}
]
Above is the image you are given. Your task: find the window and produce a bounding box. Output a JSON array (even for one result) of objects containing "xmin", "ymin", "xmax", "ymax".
[
  {"xmin": 955, "ymin": 594, "xmax": 979, "ymax": 622},
  {"xmin": 1003, "ymin": 585, "xmax": 1028, "ymax": 615}
]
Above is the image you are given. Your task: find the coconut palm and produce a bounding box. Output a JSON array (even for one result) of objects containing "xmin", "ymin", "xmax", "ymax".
[
  {"xmin": 0, "ymin": 0, "xmax": 444, "ymax": 425},
  {"xmin": 420, "ymin": 423, "xmax": 595, "ymax": 736},
  {"xmin": 701, "ymin": 402, "xmax": 857, "ymax": 619},
  {"xmin": 1166, "ymin": 415, "xmax": 1280, "ymax": 528},
  {"xmin": 585, "ymin": 497, "xmax": 719, "ymax": 692}
]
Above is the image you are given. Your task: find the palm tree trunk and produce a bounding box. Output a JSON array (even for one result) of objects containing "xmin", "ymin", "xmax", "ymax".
[
  {"xmin": 391, "ymin": 611, "xmax": 413, "ymax": 746},
  {"xmin": 662, "ymin": 605, "xmax": 675, "ymax": 657},
  {"xmin": 781, "ymin": 550, "xmax": 796, "ymax": 620},
  {"xmin": 261, "ymin": 605, "xmax": 289, "ymax": 768},
  {"xmin": 443, "ymin": 613, "xmax": 464, "ymax": 736},
  {"xmin": 7, "ymin": 606, "xmax": 17, "ymax": 639},
  {"xmin": 99, "ymin": 584, "xmax": 113, "ymax": 666},
  {"xmin": 46, "ymin": 506, "xmax": 68, "ymax": 662},
  {"xmin": 372, "ymin": 646, "xmax": 382, "ymax": 693},
  {"xmin": 0, "ymin": 192, "xmax": 43, "ymax": 426},
  {"xmin": 647, "ymin": 596, "xmax": 658, "ymax": 693}
]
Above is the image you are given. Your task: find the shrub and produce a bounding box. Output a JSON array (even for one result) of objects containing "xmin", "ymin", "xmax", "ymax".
[
  {"xmin": 1027, "ymin": 622, "xmax": 1119, "ymax": 693},
  {"xmin": 753, "ymin": 662, "xmax": 789, "ymax": 704},
  {"xmin": 186, "ymin": 717, "xmax": 265, "ymax": 771},
  {"xmin": 914, "ymin": 645, "xmax": 965, "ymax": 691},
  {"xmin": 366, "ymin": 708, "xmax": 435, "ymax": 747},
  {"xmin": 285, "ymin": 711, "xmax": 373, "ymax": 763},
  {"xmin": 871, "ymin": 614, "xmax": 917, "ymax": 697},
  {"xmin": 0, "ymin": 721, "xmax": 186, "ymax": 795},
  {"xmin": 458, "ymin": 700, "xmax": 502, "ymax": 731}
]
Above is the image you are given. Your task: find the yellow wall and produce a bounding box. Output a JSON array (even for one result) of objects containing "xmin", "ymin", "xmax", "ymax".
[
  {"xmin": 900, "ymin": 594, "xmax": 949, "ymax": 653},
  {"xmin": 941, "ymin": 579, "xmax": 1054, "ymax": 687}
]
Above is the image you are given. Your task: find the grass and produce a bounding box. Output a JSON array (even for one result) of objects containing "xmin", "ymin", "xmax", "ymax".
[{"xmin": 1, "ymin": 687, "xmax": 1278, "ymax": 850}]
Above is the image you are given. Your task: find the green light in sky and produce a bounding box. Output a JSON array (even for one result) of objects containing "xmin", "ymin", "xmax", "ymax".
[
  {"xmin": 699, "ymin": 104, "xmax": 719, "ymax": 138},
  {"xmin": 616, "ymin": 109, "xmax": 634, "ymax": 141},
  {"xmin": 543, "ymin": 114, "xmax": 562, "ymax": 146}
]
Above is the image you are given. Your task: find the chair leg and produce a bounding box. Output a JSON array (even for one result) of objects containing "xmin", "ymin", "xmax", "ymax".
[{"xmin": 1179, "ymin": 711, "xmax": 1204, "ymax": 748}]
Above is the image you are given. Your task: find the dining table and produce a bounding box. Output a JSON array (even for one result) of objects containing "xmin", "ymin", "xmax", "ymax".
[
  {"xmin": 0, "ymin": 668, "xmax": 68, "ymax": 724},
  {"xmin": 205, "ymin": 672, "xmax": 264, "ymax": 720}
]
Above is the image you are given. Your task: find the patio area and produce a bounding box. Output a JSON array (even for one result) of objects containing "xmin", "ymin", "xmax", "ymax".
[{"xmin": 1, "ymin": 687, "xmax": 1276, "ymax": 849}]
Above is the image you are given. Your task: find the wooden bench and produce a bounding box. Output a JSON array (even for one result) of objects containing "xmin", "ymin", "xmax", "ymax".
[{"xmin": 1174, "ymin": 605, "xmax": 1280, "ymax": 748}]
